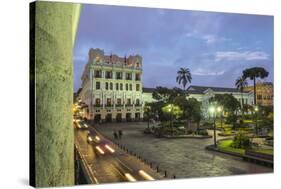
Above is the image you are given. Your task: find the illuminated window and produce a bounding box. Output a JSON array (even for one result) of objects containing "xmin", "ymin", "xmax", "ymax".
[
  {"xmin": 96, "ymin": 82, "xmax": 100, "ymax": 90},
  {"xmin": 105, "ymin": 82, "xmax": 108, "ymax": 90},
  {"xmin": 95, "ymin": 98, "xmax": 100, "ymax": 105},
  {"xmin": 107, "ymin": 98, "xmax": 112, "ymax": 106},
  {"xmin": 136, "ymin": 84, "xmax": 140, "ymax": 91}
]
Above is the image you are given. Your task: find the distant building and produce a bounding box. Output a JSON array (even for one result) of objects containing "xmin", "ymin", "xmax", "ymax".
[
  {"xmin": 79, "ymin": 48, "xmax": 144, "ymax": 122},
  {"xmin": 243, "ymin": 81, "xmax": 273, "ymax": 106},
  {"xmin": 142, "ymin": 87, "xmax": 157, "ymax": 103},
  {"xmin": 141, "ymin": 85, "xmax": 255, "ymax": 118},
  {"xmin": 186, "ymin": 85, "xmax": 254, "ymax": 117}
]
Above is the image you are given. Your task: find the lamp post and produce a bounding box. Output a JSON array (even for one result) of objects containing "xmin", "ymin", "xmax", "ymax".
[
  {"xmin": 209, "ymin": 106, "xmax": 217, "ymax": 148},
  {"xmin": 168, "ymin": 104, "xmax": 174, "ymax": 135},
  {"xmin": 217, "ymin": 106, "xmax": 223, "ymax": 130},
  {"xmin": 254, "ymin": 105, "xmax": 259, "ymax": 135}
]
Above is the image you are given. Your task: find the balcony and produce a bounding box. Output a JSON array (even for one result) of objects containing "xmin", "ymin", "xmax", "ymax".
[{"xmin": 93, "ymin": 104, "xmax": 102, "ymax": 108}]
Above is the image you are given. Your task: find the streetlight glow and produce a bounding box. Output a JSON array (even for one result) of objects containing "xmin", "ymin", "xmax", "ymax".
[
  {"xmin": 217, "ymin": 106, "xmax": 222, "ymax": 112},
  {"xmin": 254, "ymin": 106, "xmax": 259, "ymax": 112},
  {"xmin": 209, "ymin": 106, "xmax": 215, "ymax": 114}
]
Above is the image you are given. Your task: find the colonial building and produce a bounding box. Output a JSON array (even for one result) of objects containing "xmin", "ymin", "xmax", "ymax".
[
  {"xmin": 243, "ymin": 81, "xmax": 273, "ymax": 106},
  {"xmin": 186, "ymin": 85, "xmax": 255, "ymax": 117},
  {"xmin": 142, "ymin": 87, "xmax": 157, "ymax": 103},
  {"xmin": 79, "ymin": 48, "xmax": 144, "ymax": 122}
]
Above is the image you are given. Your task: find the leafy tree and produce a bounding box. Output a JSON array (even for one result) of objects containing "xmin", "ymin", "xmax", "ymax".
[
  {"xmin": 174, "ymin": 97, "xmax": 202, "ymax": 132},
  {"xmin": 235, "ymin": 76, "xmax": 248, "ymax": 116},
  {"xmin": 162, "ymin": 104, "xmax": 183, "ymax": 119},
  {"xmin": 242, "ymin": 67, "xmax": 269, "ymax": 105},
  {"xmin": 144, "ymin": 104, "xmax": 154, "ymax": 129},
  {"xmin": 152, "ymin": 86, "xmax": 172, "ymax": 102},
  {"xmin": 210, "ymin": 94, "xmax": 240, "ymax": 128},
  {"xmin": 176, "ymin": 67, "xmax": 192, "ymax": 90},
  {"xmin": 152, "ymin": 86, "xmax": 185, "ymax": 103},
  {"xmin": 209, "ymin": 94, "xmax": 240, "ymax": 114},
  {"xmin": 146, "ymin": 101, "xmax": 164, "ymax": 121}
]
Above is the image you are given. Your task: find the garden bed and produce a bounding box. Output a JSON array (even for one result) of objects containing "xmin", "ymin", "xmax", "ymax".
[
  {"xmin": 163, "ymin": 134, "xmax": 212, "ymax": 139},
  {"xmin": 217, "ymin": 139, "xmax": 245, "ymax": 155}
]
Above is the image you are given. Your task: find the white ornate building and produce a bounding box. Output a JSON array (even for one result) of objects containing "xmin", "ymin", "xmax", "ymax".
[
  {"xmin": 79, "ymin": 48, "xmax": 144, "ymax": 122},
  {"xmin": 186, "ymin": 85, "xmax": 255, "ymax": 117}
]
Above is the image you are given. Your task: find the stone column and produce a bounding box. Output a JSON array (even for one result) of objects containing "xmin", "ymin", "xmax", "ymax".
[{"xmin": 30, "ymin": 1, "xmax": 81, "ymax": 187}]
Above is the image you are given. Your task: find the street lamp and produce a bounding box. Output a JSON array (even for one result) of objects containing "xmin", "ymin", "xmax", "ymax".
[
  {"xmin": 254, "ymin": 105, "xmax": 259, "ymax": 135},
  {"xmin": 217, "ymin": 106, "xmax": 223, "ymax": 131},
  {"xmin": 209, "ymin": 106, "xmax": 217, "ymax": 148}
]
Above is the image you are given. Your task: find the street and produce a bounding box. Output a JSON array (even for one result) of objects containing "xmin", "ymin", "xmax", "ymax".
[{"xmin": 74, "ymin": 124, "xmax": 163, "ymax": 184}]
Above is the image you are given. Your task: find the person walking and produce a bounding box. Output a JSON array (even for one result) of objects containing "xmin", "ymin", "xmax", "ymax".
[
  {"xmin": 113, "ymin": 130, "xmax": 118, "ymax": 140},
  {"xmin": 118, "ymin": 130, "xmax": 123, "ymax": 139}
]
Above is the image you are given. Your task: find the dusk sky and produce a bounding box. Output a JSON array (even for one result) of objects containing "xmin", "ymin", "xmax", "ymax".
[{"xmin": 73, "ymin": 4, "xmax": 273, "ymax": 92}]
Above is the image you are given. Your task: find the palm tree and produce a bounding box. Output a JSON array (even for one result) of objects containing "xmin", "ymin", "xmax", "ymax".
[
  {"xmin": 235, "ymin": 76, "xmax": 248, "ymax": 116},
  {"xmin": 242, "ymin": 67, "xmax": 269, "ymax": 105},
  {"xmin": 176, "ymin": 68, "xmax": 192, "ymax": 90}
]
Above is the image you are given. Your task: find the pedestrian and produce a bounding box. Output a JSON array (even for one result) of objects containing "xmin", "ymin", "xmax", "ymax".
[
  {"xmin": 113, "ymin": 130, "xmax": 118, "ymax": 140},
  {"xmin": 118, "ymin": 130, "xmax": 123, "ymax": 139}
]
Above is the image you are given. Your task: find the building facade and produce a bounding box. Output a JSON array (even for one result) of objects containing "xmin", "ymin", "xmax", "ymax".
[
  {"xmin": 80, "ymin": 48, "xmax": 144, "ymax": 122},
  {"xmin": 186, "ymin": 85, "xmax": 255, "ymax": 118},
  {"xmin": 243, "ymin": 81, "xmax": 273, "ymax": 106}
]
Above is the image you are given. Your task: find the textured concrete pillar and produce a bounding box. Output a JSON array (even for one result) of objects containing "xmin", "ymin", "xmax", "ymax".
[{"xmin": 30, "ymin": 1, "xmax": 81, "ymax": 187}]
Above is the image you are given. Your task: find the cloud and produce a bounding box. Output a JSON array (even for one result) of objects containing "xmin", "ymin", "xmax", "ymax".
[
  {"xmin": 184, "ymin": 32, "xmax": 231, "ymax": 45},
  {"xmin": 215, "ymin": 51, "xmax": 269, "ymax": 62},
  {"xmin": 193, "ymin": 68, "xmax": 225, "ymax": 76}
]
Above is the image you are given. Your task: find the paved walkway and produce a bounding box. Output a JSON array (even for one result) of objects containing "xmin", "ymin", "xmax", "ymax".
[{"xmin": 96, "ymin": 122, "xmax": 273, "ymax": 179}]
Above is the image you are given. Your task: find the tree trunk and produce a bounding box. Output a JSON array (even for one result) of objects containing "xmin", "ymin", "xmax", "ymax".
[{"xmin": 241, "ymin": 90, "xmax": 244, "ymax": 117}]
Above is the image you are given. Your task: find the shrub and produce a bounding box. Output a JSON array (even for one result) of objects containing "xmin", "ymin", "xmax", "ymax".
[{"xmin": 231, "ymin": 132, "xmax": 251, "ymax": 149}]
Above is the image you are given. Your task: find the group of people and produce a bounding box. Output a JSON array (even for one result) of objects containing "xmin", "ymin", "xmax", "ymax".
[{"xmin": 113, "ymin": 129, "xmax": 123, "ymax": 139}]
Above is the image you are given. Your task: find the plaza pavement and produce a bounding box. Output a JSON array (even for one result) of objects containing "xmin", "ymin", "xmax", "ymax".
[{"xmin": 95, "ymin": 122, "xmax": 273, "ymax": 179}]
